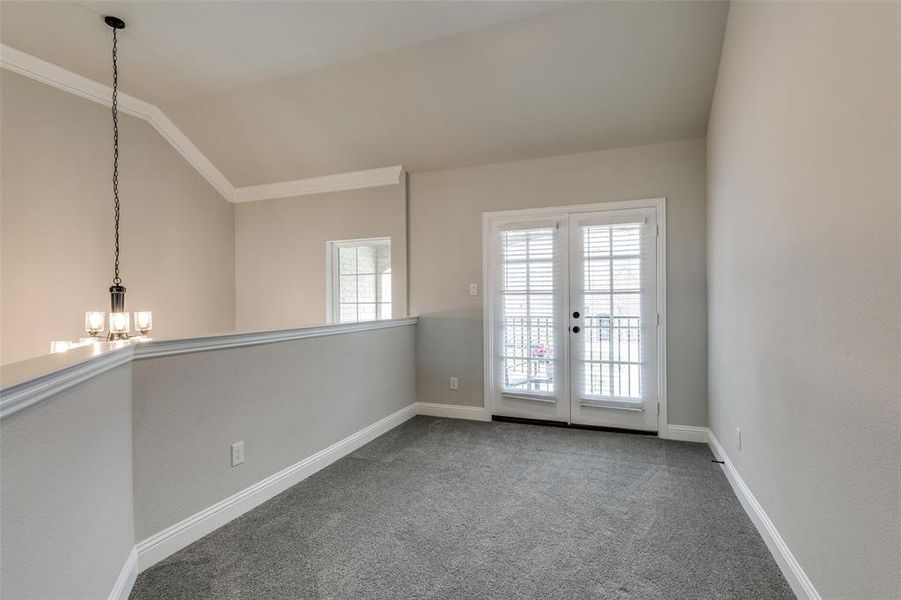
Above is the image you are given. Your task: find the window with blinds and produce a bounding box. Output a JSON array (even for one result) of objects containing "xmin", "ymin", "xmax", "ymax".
[
  {"xmin": 581, "ymin": 223, "xmax": 644, "ymax": 399},
  {"xmin": 328, "ymin": 238, "xmax": 391, "ymax": 323},
  {"xmin": 500, "ymin": 227, "xmax": 557, "ymax": 394}
]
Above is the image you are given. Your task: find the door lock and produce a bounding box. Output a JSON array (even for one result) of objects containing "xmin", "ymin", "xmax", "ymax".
[
  {"xmin": 572, "ymin": 311, "xmax": 580, "ymax": 319},
  {"xmin": 572, "ymin": 326, "xmax": 581, "ymax": 334}
]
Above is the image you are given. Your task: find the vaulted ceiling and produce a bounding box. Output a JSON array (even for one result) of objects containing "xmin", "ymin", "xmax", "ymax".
[{"xmin": 1, "ymin": 1, "xmax": 729, "ymax": 186}]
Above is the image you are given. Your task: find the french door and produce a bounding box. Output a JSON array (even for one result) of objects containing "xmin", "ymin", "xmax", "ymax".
[{"xmin": 484, "ymin": 201, "xmax": 662, "ymax": 432}]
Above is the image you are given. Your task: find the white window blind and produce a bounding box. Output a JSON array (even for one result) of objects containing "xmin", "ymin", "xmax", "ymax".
[
  {"xmin": 499, "ymin": 227, "xmax": 559, "ymax": 395},
  {"xmin": 328, "ymin": 238, "xmax": 391, "ymax": 323},
  {"xmin": 579, "ymin": 221, "xmax": 651, "ymax": 400}
]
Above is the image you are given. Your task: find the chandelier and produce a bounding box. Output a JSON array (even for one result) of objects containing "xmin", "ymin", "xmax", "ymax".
[{"xmin": 54, "ymin": 16, "xmax": 152, "ymax": 353}]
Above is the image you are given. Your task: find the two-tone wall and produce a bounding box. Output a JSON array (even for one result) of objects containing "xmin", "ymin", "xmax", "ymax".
[
  {"xmin": 0, "ymin": 320, "xmax": 418, "ymax": 598},
  {"xmin": 2, "ymin": 63, "xmax": 714, "ymax": 435},
  {"xmin": 409, "ymin": 139, "xmax": 709, "ymax": 427}
]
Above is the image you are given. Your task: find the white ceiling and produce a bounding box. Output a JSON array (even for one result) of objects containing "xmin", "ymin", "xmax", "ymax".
[
  {"xmin": 1, "ymin": 0, "xmax": 564, "ymax": 105},
  {"xmin": 1, "ymin": 1, "xmax": 729, "ymax": 185}
]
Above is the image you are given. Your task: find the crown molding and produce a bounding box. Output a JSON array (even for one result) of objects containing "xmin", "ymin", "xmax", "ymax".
[
  {"xmin": 0, "ymin": 44, "xmax": 235, "ymax": 201},
  {"xmin": 0, "ymin": 44, "xmax": 404, "ymax": 203},
  {"xmin": 233, "ymin": 165, "xmax": 405, "ymax": 203}
]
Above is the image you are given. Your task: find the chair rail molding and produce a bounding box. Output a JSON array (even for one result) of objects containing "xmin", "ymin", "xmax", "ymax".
[
  {"xmin": 0, "ymin": 318, "xmax": 418, "ymax": 420},
  {"xmin": 0, "ymin": 346, "xmax": 134, "ymax": 419},
  {"xmin": 0, "ymin": 44, "xmax": 404, "ymax": 203}
]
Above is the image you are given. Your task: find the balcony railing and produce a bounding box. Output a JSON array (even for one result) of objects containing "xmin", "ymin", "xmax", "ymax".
[{"xmin": 501, "ymin": 315, "xmax": 642, "ymax": 396}]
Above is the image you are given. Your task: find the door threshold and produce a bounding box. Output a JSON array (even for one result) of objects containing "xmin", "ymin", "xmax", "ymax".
[{"xmin": 491, "ymin": 415, "xmax": 657, "ymax": 436}]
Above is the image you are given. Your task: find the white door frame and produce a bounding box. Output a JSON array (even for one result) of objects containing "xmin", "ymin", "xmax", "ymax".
[{"xmin": 481, "ymin": 198, "xmax": 669, "ymax": 439}]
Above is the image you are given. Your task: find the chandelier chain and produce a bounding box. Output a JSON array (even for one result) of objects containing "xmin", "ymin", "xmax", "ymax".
[{"xmin": 111, "ymin": 27, "xmax": 121, "ymax": 286}]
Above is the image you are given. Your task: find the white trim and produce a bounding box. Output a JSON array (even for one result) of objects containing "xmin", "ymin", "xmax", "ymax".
[
  {"xmin": 482, "ymin": 198, "xmax": 666, "ymax": 220},
  {"xmin": 0, "ymin": 318, "xmax": 418, "ymax": 419},
  {"xmin": 707, "ymin": 431, "xmax": 822, "ymax": 600},
  {"xmin": 145, "ymin": 106, "xmax": 234, "ymax": 201},
  {"xmin": 481, "ymin": 198, "xmax": 667, "ymax": 434},
  {"xmin": 234, "ymin": 166, "xmax": 405, "ymax": 203},
  {"xmin": 481, "ymin": 214, "xmax": 494, "ymax": 413},
  {"xmin": 132, "ymin": 317, "xmax": 415, "ymax": 360},
  {"xmin": 0, "ymin": 44, "xmax": 234, "ymax": 201},
  {"xmin": 664, "ymin": 424, "xmax": 709, "ymax": 443},
  {"xmin": 0, "ymin": 346, "xmax": 133, "ymax": 419},
  {"xmin": 107, "ymin": 547, "xmax": 138, "ymax": 600},
  {"xmin": 655, "ymin": 199, "xmax": 668, "ymax": 439},
  {"xmin": 325, "ymin": 242, "xmax": 337, "ymax": 324},
  {"xmin": 415, "ymin": 402, "xmax": 491, "ymax": 422},
  {"xmin": 0, "ymin": 45, "xmax": 404, "ymax": 203},
  {"xmin": 325, "ymin": 237, "xmax": 392, "ymax": 324},
  {"xmin": 137, "ymin": 403, "xmax": 417, "ymax": 570}
]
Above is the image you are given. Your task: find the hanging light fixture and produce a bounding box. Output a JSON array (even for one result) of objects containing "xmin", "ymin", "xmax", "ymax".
[{"xmin": 83, "ymin": 16, "xmax": 153, "ymax": 343}]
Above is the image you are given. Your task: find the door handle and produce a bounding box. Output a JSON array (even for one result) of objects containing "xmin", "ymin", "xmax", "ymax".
[
  {"xmin": 572, "ymin": 326, "xmax": 581, "ymax": 334},
  {"xmin": 572, "ymin": 311, "xmax": 580, "ymax": 319}
]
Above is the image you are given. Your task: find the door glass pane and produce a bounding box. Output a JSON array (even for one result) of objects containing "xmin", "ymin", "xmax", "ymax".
[
  {"xmin": 581, "ymin": 223, "xmax": 643, "ymax": 399},
  {"xmin": 500, "ymin": 228, "xmax": 556, "ymax": 394}
]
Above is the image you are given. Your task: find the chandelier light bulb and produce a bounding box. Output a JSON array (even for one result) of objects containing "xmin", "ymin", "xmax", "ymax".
[
  {"xmin": 134, "ymin": 311, "xmax": 153, "ymax": 335},
  {"xmin": 109, "ymin": 312, "xmax": 130, "ymax": 336},
  {"xmin": 85, "ymin": 311, "xmax": 105, "ymax": 336}
]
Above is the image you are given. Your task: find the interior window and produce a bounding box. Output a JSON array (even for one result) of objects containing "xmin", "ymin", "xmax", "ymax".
[{"xmin": 328, "ymin": 238, "xmax": 391, "ymax": 323}]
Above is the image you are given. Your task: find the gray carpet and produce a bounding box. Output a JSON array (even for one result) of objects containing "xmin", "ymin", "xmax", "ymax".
[{"xmin": 130, "ymin": 416, "xmax": 795, "ymax": 599}]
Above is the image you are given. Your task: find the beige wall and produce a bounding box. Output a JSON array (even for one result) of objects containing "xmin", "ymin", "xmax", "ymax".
[
  {"xmin": 0, "ymin": 70, "xmax": 235, "ymax": 365},
  {"xmin": 409, "ymin": 138, "xmax": 708, "ymax": 427},
  {"xmin": 707, "ymin": 2, "xmax": 900, "ymax": 598},
  {"xmin": 0, "ymin": 364, "xmax": 134, "ymax": 599},
  {"xmin": 235, "ymin": 184, "xmax": 407, "ymax": 332}
]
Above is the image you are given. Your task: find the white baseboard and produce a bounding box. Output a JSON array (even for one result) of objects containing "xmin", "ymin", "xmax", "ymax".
[
  {"xmin": 665, "ymin": 424, "xmax": 710, "ymax": 443},
  {"xmin": 108, "ymin": 547, "xmax": 138, "ymax": 600},
  {"xmin": 135, "ymin": 403, "xmax": 417, "ymax": 571},
  {"xmin": 707, "ymin": 432, "xmax": 821, "ymax": 600},
  {"xmin": 117, "ymin": 407, "xmax": 820, "ymax": 600},
  {"xmin": 415, "ymin": 402, "xmax": 492, "ymax": 422}
]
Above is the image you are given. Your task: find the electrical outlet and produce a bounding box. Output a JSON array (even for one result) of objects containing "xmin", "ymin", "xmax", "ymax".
[
  {"xmin": 469, "ymin": 283, "xmax": 478, "ymax": 296},
  {"xmin": 736, "ymin": 428, "xmax": 742, "ymax": 451},
  {"xmin": 449, "ymin": 376, "xmax": 459, "ymax": 390},
  {"xmin": 231, "ymin": 441, "xmax": 244, "ymax": 467}
]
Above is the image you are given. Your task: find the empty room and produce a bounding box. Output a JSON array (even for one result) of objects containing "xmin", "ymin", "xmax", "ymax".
[{"xmin": 0, "ymin": 1, "xmax": 898, "ymax": 599}]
